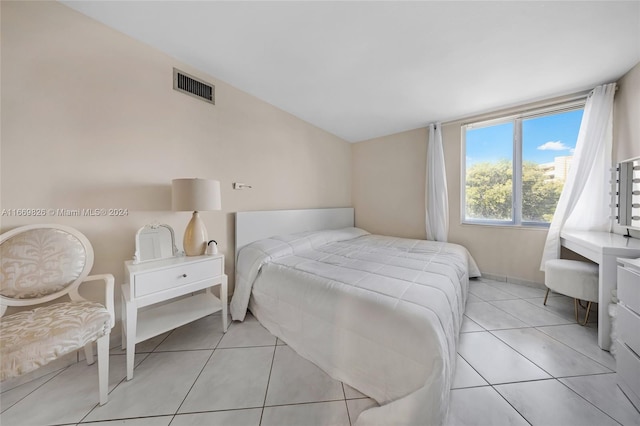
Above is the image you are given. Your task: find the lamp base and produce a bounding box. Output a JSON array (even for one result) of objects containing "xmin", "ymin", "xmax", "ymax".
[{"xmin": 183, "ymin": 211, "xmax": 208, "ymax": 256}]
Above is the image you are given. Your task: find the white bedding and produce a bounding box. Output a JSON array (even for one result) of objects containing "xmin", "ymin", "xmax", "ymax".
[{"xmin": 230, "ymin": 228, "xmax": 480, "ymax": 426}]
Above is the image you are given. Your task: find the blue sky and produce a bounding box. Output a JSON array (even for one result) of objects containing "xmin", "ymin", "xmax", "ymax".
[{"xmin": 466, "ymin": 109, "xmax": 584, "ymax": 166}]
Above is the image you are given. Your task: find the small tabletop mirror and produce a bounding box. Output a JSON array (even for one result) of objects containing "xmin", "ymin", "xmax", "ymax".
[{"xmin": 133, "ymin": 224, "xmax": 178, "ymax": 264}]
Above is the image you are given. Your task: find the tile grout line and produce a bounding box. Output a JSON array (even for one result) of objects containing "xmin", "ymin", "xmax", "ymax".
[
  {"xmin": 485, "ymin": 299, "xmax": 574, "ymax": 327},
  {"xmin": 481, "ymin": 280, "xmax": 549, "ymax": 299},
  {"xmin": 519, "ymin": 296, "xmax": 600, "ymax": 323},
  {"xmin": 78, "ymin": 413, "xmax": 177, "ymax": 425},
  {"xmin": 165, "ymin": 349, "xmax": 216, "ymax": 423},
  {"xmin": 473, "ymin": 295, "xmax": 533, "ymax": 326},
  {"xmin": 519, "ymin": 297, "xmax": 599, "ymax": 323},
  {"xmin": 341, "ymin": 383, "xmax": 352, "ymax": 426},
  {"xmin": 477, "ymin": 293, "xmax": 620, "ymax": 423},
  {"xmin": 78, "ymin": 351, "xmax": 155, "ymax": 424},
  {"xmin": 169, "ymin": 313, "xmax": 230, "ymax": 423},
  {"xmin": 461, "ymin": 313, "xmax": 486, "ymax": 332},
  {"xmin": 532, "ymin": 326, "xmax": 615, "ymax": 372},
  {"xmin": 487, "ymin": 325, "xmax": 610, "ymax": 379},
  {"xmin": 472, "ymin": 280, "xmax": 582, "ymax": 313},
  {"xmin": 263, "ymin": 398, "xmax": 355, "ymax": 409},
  {"xmin": 0, "ymin": 367, "xmax": 67, "ymax": 414},
  {"xmin": 460, "ymin": 290, "xmax": 537, "ymax": 426},
  {"xmin": 455, "ymin": 352, "xmax": 490, "ymax": 388},
  {"xmin": 485, "ymin": 324, "xmax": 567, "ymax": 380},
  {"xmin": 461, "ymin": 300, "xmax": 619, "ymax": 424},
  {"xmin": 555, "ymin": 377, "xmax": 627, "ymax": 425},
  {"xmin": 464, "ymin": 300, "xmax": 529, "ymax": 329},
  {"xmin": 463, "ymin": 291, "xmax": 606, "ymax": 379},
  {"xmin": 489, "ymin": 383, "xmax": 533, "ymax": 426},
  {"xmin": 468, "ymin": 281, "xmax": 526, "ymax": 301},
  {"xmin": 467, "ymin": 288, "xmax": 608, "ymax": 375},
  {"xmin": 258, "ymin": 342, "xmax": 278, "ymax": 426},
  {"xmin": 470, "ymin": 283, "xmax": 571, "ymax": 426},
  {"xmin": 456, "ymin": 346, "xmax": 597, "ymax": 387}
]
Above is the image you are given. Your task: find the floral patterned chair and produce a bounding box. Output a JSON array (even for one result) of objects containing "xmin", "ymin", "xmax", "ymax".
[{"xmin": 0, "ymin": 224, "xmax": 114, "ymax": 405}]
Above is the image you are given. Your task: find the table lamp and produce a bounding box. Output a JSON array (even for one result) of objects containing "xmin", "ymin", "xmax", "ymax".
[{"xmin": 171, "ymin": 178, "xmax": 221, "ymax": 256}]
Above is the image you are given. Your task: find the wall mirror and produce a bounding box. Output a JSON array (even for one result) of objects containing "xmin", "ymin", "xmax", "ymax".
[
  {"xmin": 133, "ymin": 224, "xmax": 178, "ymax": 264},
  {"xmin": 617, "ymin": 156, "xmax": 640, "ymax": 231}
]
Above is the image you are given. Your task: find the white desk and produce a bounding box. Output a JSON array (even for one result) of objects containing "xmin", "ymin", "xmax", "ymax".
[{"xmin": 560, "ymin": 230, "xmax": 640, "ymax": 350}]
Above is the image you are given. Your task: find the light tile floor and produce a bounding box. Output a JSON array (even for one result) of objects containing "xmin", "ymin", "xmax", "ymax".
[{"xmin": 1, "ymin": 278, "xmax": 639, "ymax": 425}]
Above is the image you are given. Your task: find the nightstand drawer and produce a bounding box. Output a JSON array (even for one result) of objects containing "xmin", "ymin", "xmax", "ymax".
[{"xmin": 134, "ymin": 257, "xmax": 222, "ymax": 297}]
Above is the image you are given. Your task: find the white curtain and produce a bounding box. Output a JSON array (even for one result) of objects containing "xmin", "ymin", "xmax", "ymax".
[
  {"xmin": 540, "ymin": 83, "xmax": 616, "ymax": 271},
  {"xmin": 426, "ymin": 123, "xmax": 449, "ymax": 242}
]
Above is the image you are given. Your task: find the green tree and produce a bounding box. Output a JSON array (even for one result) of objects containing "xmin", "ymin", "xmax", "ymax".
[
  {"xmin": 465, "ymin": 159, "xmax": 512, "ymax": 220},
  {"xmin": 522, "ymin": 161, "xmax": 563, "ymax": 222},
  {"xmin": 465, "ymin": 160, "xmax": 562, "ymax": 222}
]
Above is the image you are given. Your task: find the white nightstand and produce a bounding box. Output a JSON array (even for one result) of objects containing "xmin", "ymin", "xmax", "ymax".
[{"xmin": 121, "ymin": 254, "xmax": 227, "ymax": 380}]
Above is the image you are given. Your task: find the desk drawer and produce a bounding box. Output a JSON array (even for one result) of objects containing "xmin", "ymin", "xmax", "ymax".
[
  {"xmin": 618, "ymin": 304, "xmax": 640, "ymax": 356},
  {"xmin": 616, "ymin": 340, "xmax": 640, "ymax": 403},
  {"xmin": 618, "ymin": 266, "xmax": 640, "ymax": 315},
  {"xmin": 134, "ymin": 257, "xmax": 222, "ymax": 297}
]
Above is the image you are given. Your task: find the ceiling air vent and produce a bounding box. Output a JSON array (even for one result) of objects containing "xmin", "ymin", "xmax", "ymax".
[{"xmin": 173, "ymin": 68, "xmax": 215, "ymax": 105}]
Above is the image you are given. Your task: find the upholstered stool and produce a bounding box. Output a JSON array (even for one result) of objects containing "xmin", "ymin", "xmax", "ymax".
[{"xmin": 544, "ymin": 259, "xmax": 598, "ymax": 325}]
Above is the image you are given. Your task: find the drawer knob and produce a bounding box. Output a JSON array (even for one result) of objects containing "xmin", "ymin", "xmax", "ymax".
[{"xmin": 181, "ymin": 273, "xmax": 187, "ymax": 278}]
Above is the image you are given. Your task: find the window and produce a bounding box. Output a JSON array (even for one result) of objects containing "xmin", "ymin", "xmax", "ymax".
[{"xmin": 462, "ymin": 102, "xmax": 584, "ymax": 226}]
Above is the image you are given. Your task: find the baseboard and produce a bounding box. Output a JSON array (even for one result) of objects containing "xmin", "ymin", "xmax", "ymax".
[{"xmin": 479, "ymin": 273, "xmax": 507, "ymax": 282}]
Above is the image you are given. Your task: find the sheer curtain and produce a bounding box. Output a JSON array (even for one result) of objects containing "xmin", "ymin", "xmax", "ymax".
[
  {"xmin": 426, "ymin": 123, "xmax": 449, "ymax": 242},
  {"xmin": 540, "ymin": 83, "xmax": 616, "ymax": 271}
]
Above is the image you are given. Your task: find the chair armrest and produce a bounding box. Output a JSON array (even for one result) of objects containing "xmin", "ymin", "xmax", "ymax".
[{"xmin": 70, "ymin": 274, "xmax": 115, "ymax": 328}]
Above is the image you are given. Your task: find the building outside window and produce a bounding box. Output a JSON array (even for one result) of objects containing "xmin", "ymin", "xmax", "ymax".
[{"xmin": 462, "ymin": 101, "xmax": 584, "ymax": 226}]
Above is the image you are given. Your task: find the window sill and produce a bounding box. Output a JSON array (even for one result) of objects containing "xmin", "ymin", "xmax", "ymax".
[{"xmin": 460, "ymin": 221, "xmax": 550, "ymax": 231}]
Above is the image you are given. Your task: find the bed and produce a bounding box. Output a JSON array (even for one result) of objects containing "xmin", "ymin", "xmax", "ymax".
[{"xmin": 230, "ymin": 208, "xmax": 480, "ymax": 426}]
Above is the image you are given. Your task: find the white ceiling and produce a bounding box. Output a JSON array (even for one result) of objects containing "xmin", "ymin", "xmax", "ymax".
[{"xmin": 61, "ymin": 1, "xmax": 640, "ymax": 142}]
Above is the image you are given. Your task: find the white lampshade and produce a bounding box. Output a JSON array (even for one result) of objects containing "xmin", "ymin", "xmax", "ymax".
[
  {"xmin": 171, "ymin": 178, "xmax": 221, "ymax": 256},
  {"xmin": 172, "ymin": 178, "xmax": 221, "ymax": 212}
]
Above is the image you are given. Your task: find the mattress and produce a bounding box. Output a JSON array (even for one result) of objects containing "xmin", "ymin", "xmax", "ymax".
[{"xmin": 230, "ymin": 227, "xmax": 480, "ymax": 425}]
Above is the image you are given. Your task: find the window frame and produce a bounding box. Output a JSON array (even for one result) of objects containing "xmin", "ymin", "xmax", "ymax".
[{"xmin": 461, "ymin": 100, "xmax": 586, "ymax": 228}]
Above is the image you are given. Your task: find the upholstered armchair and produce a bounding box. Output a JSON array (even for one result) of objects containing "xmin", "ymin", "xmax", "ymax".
[{"xmin": 0, "ymin": 224, "xmax": 115, "ymax": 405}]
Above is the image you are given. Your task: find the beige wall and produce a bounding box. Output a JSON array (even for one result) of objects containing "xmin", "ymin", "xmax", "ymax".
[
  {"xmin": 352, "ymin": 128, "xmax": 427, "ymax": 239},
  {"xmin": 353, "ymin": 63, "xmax": 640, "ymax": 285},
  {"xmin": 1, "ymin": 1, "xmax": 351, "ymax": 313}
]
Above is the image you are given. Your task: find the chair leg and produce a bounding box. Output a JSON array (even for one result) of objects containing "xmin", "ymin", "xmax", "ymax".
[
  {"xmin": 580, "ymin": 301, "xmax": 593, "ymax": 326},
  {"xmin": 121, "ymin": 291, "xmax": 127, "ymax": 350},
  {"xmin": 543, "ymin": 288, "xmax": 550, "ymax": 305},
  {"xmin": 84, "ymin": 342, "xmax": 95, "ymax": 365},
  {"xmin": 97, "ymin": 334, "xmax": 110, "ymax": 406},
  {"xmin": 573, "ymin": 300, "xmax": 594, "ymax": 326}
]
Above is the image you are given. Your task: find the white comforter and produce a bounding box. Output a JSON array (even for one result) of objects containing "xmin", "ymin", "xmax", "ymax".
[{"xmin": 230, "ymin": 228, "xmax": 480, "ymax": 426}]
